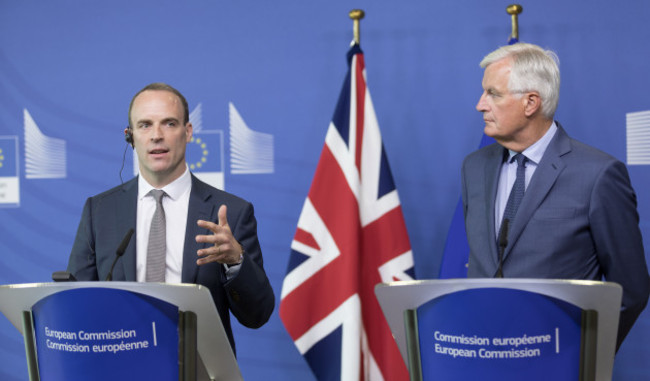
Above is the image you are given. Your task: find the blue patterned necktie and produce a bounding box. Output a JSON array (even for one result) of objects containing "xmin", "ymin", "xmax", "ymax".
[
  {"xmin": 500, "ymin": 153, "xmax": 527, "ymax": 230},
  {"xmin": 146, "ymin": 189, "xmax": 167, "ymax": 282}
]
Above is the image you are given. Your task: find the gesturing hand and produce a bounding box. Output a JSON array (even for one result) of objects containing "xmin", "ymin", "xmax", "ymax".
[{"xmin": 195, "ymin": 205, "xmax": 243, "ymax": 266}]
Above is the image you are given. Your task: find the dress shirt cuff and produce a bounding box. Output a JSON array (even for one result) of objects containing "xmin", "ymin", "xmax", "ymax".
[{"xmin": 223, "ymin": 252, "xmax": 244, "ymax": 280}]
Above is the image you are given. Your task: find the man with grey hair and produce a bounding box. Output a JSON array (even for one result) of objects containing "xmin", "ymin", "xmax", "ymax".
[{"xmin": 461, "ymin": 43, "xmax": 649, "ymax": 349}]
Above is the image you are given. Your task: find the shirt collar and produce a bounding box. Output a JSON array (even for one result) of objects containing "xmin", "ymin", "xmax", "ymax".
[
  {"xmin": 506, "ymin": 121, "xmax": 558, "ymax": 165},
  {"xmin": 138, "ymin": 164, "xmax": 191, "ymax": 201}
]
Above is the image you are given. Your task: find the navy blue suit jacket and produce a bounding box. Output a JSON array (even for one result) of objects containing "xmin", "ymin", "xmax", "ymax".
[
  {"xmin": 67, "ymin": 174, "xmax": 275, "ymax": 353},
  {"xmin": 462, "ymin": 123, "xmax": 650, "ymax": 348}
]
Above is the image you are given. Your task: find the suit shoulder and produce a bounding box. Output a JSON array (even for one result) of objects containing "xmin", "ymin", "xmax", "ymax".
[
  {"xmin": 568, "ymin": 138, "xmax": 620, "ymax": 163},
  {"xmin": 564, "ymin": 138, "xmax": 626, "ymax": 176},
  {"xmin": 463, "ymin": 142, "xmax": 502, "ymax": 166},
  {"xmin": 87, "ymin": 178, "xmax": 136, "ymax": 202},
  {"xmin": 554, "ymin": 137, "xmax": 633, "ymax": 187},
  {"xmin": 191, "ymin": 175, "xmax": 252, "ymax": 208},
  {"xmin": 73, "ymin": 179, "xmax": 136, "ymax": 222}
]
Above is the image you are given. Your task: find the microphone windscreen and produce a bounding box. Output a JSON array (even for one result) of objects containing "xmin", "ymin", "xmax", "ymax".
[{"xmin": 116, "ymin": 228, "xmax": 134, "ymax": 256}]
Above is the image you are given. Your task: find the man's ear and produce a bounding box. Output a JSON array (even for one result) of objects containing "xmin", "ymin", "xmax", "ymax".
[
  {"xmin": 185, "ymin": 122, "xmax": 193, "ymax": 143},
  {"xmin": 523, "ymin": 92, "xmax": 542, "ymax": 117}
]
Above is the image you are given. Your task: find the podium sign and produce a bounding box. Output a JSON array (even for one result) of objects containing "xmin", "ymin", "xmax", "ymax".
[
  {"xmin": 0, "ymin": 282, "xmax": 243, "ymax": 381},
  {"xmin": 30, "ymin": 288, "xmax": 179, "ymax": 381},
  {"xmin": 412, "ymin": 288, "xmax": 583, "ymax": 381},
  {"xmin": 375, "ymin": 279, "xmax": 622, "ymax": 381}
]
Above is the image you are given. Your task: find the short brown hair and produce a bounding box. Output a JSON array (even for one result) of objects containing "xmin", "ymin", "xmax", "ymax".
[{"xmin": 128, "ymin": 82, "xmax": 189, "ymax": 127}]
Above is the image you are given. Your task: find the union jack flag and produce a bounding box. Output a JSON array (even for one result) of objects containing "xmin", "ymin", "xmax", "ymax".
[{"xmin": 280, "ymin": 45, "xmax": 414, "ymax": 380}]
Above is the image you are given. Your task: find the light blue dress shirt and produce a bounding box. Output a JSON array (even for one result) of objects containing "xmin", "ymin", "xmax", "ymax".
[{"xmin": 494, "ymin": 122, "xmax": 558, "ymax": 238}]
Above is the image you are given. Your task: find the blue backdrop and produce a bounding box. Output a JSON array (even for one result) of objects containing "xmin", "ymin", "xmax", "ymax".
[{"xmin": 1, "ymin": 1, "xmax": 649, "ymax": 380}]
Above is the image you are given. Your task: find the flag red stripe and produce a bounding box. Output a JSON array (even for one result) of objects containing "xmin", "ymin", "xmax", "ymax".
[{"xmin": 294, "ymin": 228, "xmax": 320, "ymax": 251}]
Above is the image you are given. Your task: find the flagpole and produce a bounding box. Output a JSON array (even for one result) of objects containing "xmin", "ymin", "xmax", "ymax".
[
  {"xmin": 349, "ymin": 9, "xmax": 365, "ymax": 45},
  {"xmin": 507, "ymin": 4, "xmax": 523, "ymax": 42}
]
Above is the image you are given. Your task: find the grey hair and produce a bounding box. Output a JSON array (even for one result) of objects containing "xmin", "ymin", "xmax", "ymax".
[{"xmin": 480, "ymin": 43, "xmax": 560, "ymax": 119}]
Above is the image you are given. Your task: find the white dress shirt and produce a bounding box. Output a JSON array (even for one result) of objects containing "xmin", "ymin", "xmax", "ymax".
[{"xmin": 136, "ymin": 166, "xmax": 191, "ymax": 283}]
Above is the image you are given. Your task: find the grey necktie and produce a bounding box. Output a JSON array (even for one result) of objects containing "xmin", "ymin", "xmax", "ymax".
[{"xmin": 146, "ymin": 189, "xmax": 167, "ymax": 282}]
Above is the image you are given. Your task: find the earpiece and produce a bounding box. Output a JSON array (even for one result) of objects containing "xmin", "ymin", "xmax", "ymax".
[
  {"xmin": 120, "ymin": 127, "xmax": 132, "ymax": 184},
  {"xmin": 124, "ymin": 126, "xmax": 133, "ymax": 147}
]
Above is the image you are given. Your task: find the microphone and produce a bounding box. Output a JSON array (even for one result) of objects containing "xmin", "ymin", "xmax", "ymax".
[
  {"xmin": 52, "ymin": 271, "xmax": 77, "ymax": 282},
  {"xmin": 105, "ymin": 228, "xmax": 134, "ymax": 281},
  {"xmin": 496, "ymin": 219, "xmax": 509, "ymax": 278}
]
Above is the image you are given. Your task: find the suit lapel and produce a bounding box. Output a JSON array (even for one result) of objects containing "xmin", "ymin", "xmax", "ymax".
[
  {"xmin": 181, "ymin": 175, "xmax": 218, "ymax": 283},
  {"xmin": 484, "ymin": 145, "xmax": 504, "ymax": 267},
  {"xmin": 504, "ymin": 124, "xmax": 571, "ymax": 259},
  {"xmin": 119, "ymin": 178, "xmax": 139, "ymax": 281}
]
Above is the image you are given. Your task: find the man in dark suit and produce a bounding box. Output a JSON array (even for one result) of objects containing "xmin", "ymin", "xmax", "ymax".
[
  {"xmin": 462, "ymin": 43, "xmax": 649, "ymax": 348},
  {"xmin": 67, "ymin": 82, "xmax": 274, "ymax": 353}
]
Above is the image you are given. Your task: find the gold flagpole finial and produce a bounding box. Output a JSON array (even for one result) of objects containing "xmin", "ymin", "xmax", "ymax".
[
  {"xmin": 506, "ymin": 4, "xmax": 523, "ymax": 41},
  {"xmin": 349, "ymin": 9, "xmax": 365, "ymax": 45}
]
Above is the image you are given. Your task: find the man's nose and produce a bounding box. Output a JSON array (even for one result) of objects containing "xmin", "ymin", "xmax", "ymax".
[
  {"xmin": 151, "ymin": 124, "xmax": 164, "ymax": 140},
  {"xmin": 476, "ymin": 93, "xmax": 488, "ymax": 112}
]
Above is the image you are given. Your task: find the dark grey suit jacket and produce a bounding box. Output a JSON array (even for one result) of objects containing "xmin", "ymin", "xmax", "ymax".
[
  {"xmin": 67, "ymin": 174, "xmax": 275, "ymax": 353},
  {"xmin": 462, "ymin": 123, "xmax": 650, "ymax": 348}
]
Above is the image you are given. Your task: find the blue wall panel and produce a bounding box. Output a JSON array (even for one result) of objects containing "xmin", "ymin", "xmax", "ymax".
[{"xmin": 1, "ymin": 1, "xmax": 649, "ymax": 380}]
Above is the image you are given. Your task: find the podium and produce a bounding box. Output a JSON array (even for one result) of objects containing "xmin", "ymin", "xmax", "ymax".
[
  {"xmin": 0, "ymin": 282, "xmax": 243, "ymax": 381},
  {"xmin": 375, "ymin": 279, "xmax": 622, "ymax": 381}
]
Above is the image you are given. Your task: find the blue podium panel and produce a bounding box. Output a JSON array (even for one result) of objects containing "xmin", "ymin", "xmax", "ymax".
[
  {"xmin": 31, "ymin": 288, "xmax": 179, "ymax": 381},
  {"xmin": 416, "ymin": 288, "xmax": 583, "ymax": 381}
]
